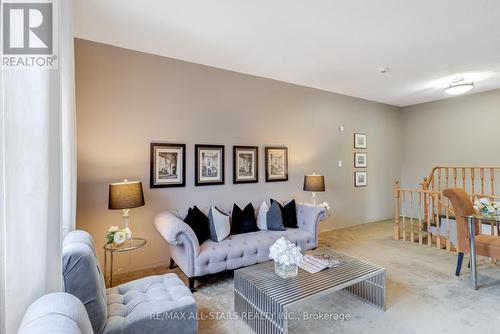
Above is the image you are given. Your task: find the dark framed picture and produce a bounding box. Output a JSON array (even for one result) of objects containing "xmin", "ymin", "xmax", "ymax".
[
  {"xmin": 233, "ymin": 146, "xmax": 258, "ymax": 184},
  {"xmin": 265, "ymin": 146, "xmax": 288, "ymax": 182},
  {"xmin": 354, "ymin": 133, "xmax": 367, "ymax": 149},
  {"xmin": 150, "ymin": 143, "xmax": 186, "ymax": 188},
  {"xmin": 354, "ymin": 171, "xmax": 367, "ymax": 187},
  {"xmin": 195, "ymin": 144, "xmax": 224, "ymax": 186},
  {"xmin": 354, "ymin": 152, "xmax": 367, "ymax": 168}
]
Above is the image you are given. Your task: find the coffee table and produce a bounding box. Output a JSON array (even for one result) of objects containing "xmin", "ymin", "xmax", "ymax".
[{"xmin": 234, "ymin": 248, "xmax": 386, "ymax": 334}]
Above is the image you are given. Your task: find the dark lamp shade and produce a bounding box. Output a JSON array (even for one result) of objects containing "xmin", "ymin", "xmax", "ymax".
[
  {"xmin": 303, "ymin": 175, "xmax": 325, "ymax": 192},
  {"xmin": 108, "ymin": 181, "xmax": 145, "ymax": 210}
]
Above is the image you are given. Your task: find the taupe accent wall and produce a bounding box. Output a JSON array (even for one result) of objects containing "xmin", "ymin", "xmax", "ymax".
[
  {"xmin": 400, "ymin": 88, "xmax": 500, "ymax": 189},
  {"xmin": 75, "ymin": 39, "xmax": 401, "ymax": 271}
]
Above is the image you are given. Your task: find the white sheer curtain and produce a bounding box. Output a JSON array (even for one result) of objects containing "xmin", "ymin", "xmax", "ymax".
[
  {"xmin": 0, "ymin": 1, "xmax": 75, "ymax": 333},
  {"xmin": 61, "ymin": 0, "xmax": 77, "ymax": 235}
]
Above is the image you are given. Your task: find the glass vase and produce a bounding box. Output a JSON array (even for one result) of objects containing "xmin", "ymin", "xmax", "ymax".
[{"xmin": 274, "ymin": 261, "xmax": 298, "ymax": 278}]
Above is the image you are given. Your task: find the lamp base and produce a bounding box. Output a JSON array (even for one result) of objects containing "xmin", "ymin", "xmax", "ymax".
[
  {"xmin": 122, "ymin": 209, "xmax": 132, "ymax": 239},
  {"xmin": 311, "ymin": 192, "xmax": 317, "ymax": 205}
]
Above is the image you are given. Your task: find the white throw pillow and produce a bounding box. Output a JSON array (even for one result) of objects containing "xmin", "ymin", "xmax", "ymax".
[
  {"xmin": 208, "ymin": 206, "xmax": 231, "ymax": 242},
  {"xmin": 257, "ymin": 201, "xmax": 269, "ymax": 230}
]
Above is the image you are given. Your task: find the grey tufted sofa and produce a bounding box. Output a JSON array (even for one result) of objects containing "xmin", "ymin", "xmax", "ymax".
[
  {"xmin": 155, "ymin": 202, "xmax": 326, "ymax": 291},
  {"xmin": 62, "ymin": 230, "xmax": 197, "ymax": 334}
]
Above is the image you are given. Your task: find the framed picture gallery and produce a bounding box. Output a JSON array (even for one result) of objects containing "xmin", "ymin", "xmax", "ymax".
[
  {"xmin": 150, "ymin": 143, "xmax": 291, "ymax": 187},
  {"xmin": 265, "ymin": 146, "xmax": 288, "ymax": 182},
  {"xmin": 150, "ymin": 142, "xmax": 186, "ymax": 188},
  {"xmin": 233, "ymin": 146, "xmax": 258, "ymax": 184},
  {"xmin": 195, "ymin": 144, "xmax": 225, "ymax": 186}
]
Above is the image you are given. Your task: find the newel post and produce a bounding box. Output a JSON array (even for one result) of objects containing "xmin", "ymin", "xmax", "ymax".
[
  {"xmin": 421, "ymin": 177, "xmax": 430, "ymax": 223},
  {"xmin": 394, "ymin": 180, "xmax": 401, "ymax": 240}
]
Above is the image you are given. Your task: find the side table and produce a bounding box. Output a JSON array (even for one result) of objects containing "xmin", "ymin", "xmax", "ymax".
[{"xmin": 103, "ymin": 237, "xmax": 146, "ymax": 287}]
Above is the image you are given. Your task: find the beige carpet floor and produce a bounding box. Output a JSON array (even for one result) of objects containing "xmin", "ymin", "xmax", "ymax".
[{"xmin": 118, "ymin": 220, "xmax": 500, "ymax": 333}]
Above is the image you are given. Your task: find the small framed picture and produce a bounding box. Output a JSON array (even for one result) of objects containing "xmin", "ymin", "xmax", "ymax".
[
  {"xmin": 265, "ymin": 147, "xmax": 288, "ymax": 182},
  {"xmin": 354, "ymin": 152, "xmax": 367, "ymax": 168},
  {"xmin": 150, "ymin": 143, "xmax": 186, "ymax": 188},
  {"xmin": 233, "ymin": 146, "xmax": 258, "ymax": 184},
  {"xmin": 195, "ymin": 144, "xmax": 224, "ymax": 186},
  {"xmin": 354, "ymin": 171, "xmax": 367, "ymax": 187},
  {"xmin": 354, "ymin": 133, "xmax": 367, "ymax": 149}
]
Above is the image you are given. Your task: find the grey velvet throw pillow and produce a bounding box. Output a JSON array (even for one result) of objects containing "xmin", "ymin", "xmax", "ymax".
[{"xmin": 266, "ymin": 200, "xmax": 286, "ymax": 231}]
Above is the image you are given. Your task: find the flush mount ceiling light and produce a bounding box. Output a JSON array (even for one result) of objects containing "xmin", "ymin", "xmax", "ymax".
[{"xmin": 444, "ymin": 78, "xmax": 474, "ymax": 96}]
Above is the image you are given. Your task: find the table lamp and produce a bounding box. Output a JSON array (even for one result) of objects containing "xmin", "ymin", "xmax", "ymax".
[
  {"xmin": 108, "ymin": 180, "xmax": 145, "ymax": 237},
  {"xmin": 303, "ymin": 174, "xmax": 325, "ymax": 205}
]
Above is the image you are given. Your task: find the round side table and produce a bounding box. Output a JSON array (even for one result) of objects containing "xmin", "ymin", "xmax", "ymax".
[{"xmin": 103, "ymin": 238, "xmax": 146, "ymax": 287}]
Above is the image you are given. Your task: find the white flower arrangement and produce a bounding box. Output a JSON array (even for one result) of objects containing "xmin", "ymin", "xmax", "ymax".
[
  {"xmin": 320, "ymin": 201, "xmax": 331, "ymax": 211},
  {"xmin": 106, "ymin": 226, "xmax": 132, "ymax": 245},
  {"xmin": 269, "ymin": 237, "xmax": 303, "ymax": 265},
  {"xmin": 473, "ymin": 198, "xmax": 500, "ymax": 216},
  {"xmin": 319, "ymin": 202, "xmax": 330, "ymax": 220}
]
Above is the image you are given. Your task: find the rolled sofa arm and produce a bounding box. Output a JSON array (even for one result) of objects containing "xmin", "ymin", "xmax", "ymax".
[
  {"xmin": 296, "ymin": 203, "xmax": 327, "ymax": 246},
  {"xmin": 154, "ymin": 211, "xmax": 200, "ymax": 277},
  {"xmin": 19, "ymin": 292, "xmax": 93, "ymax": 334}
]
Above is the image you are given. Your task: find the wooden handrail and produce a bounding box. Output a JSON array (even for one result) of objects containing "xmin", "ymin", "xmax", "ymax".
[
  {"xmin": 421, "ymin": 166, "xmax": 500, "ymax": 190},
  {"xmin": 398, "ymin": 188, "xmax": 440, "ymax": 194}
]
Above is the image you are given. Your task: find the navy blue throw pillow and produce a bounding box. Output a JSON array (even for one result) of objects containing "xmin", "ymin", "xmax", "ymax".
[
  {"xmin": 184, "ymin": 206, "xmax": 210, "ymax": 245},
  {"xmin": 270, "ymin": 199, "xmax": 298, "ymax": 228},
  {"xmin": 231, "ymin": 203, "xmax": 259, "ymax": 235}
]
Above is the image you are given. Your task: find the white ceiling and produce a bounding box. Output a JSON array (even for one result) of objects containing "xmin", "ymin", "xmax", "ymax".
[{"xmin": 74, "ymin": 0, "xmax": 500, "ymax": 107}]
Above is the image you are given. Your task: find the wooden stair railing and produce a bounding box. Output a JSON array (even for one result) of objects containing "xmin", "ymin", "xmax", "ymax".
[
  {"xmin": 422, "ymin": 166, "xmax": 500, "ymax": 195},
  {"xmin": 394, "ymin": 180, "xmax": 455, "ymax": 251},
  {"xmin": 394, "ymin": 165, "xmax": 500, "ymax": 253},
  {"xmin": 421, "ymin": 166, "xmax": 500, "ymax": 220}
]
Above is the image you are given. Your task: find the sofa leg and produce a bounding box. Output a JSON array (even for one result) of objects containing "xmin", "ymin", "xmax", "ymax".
[
  {"xmin": 168, "ymin": 258, "xmax": 176, "ymax": 269},
  {"xmin": 188, "ymin": 277, "xmax": 196, "ymax": 292},
  {"xmin": 455, "ymin": 252, "xmax": 464, "ymax": 276}
]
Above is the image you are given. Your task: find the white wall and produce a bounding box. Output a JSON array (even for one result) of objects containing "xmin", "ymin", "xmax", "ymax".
[
  {"xmin": 400, "ymin": 89, "xmax": 500, "ymax": 189},
  {"xmin": 75, "ymin": 39, "xmax": 401, "ymax": 272}
]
